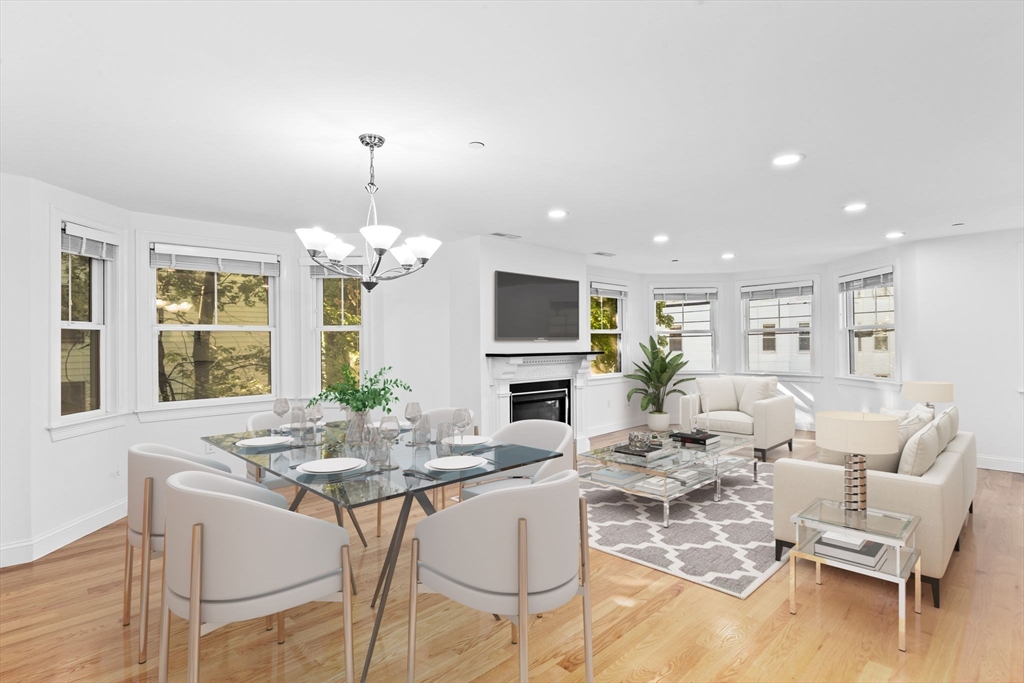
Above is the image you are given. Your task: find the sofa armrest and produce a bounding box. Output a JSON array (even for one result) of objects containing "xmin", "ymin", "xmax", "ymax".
[{"xmin": 752, "ymin": 394, "xmax": 795, "ymax": 450}]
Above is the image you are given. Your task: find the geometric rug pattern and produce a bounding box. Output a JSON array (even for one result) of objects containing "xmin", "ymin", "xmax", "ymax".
[{"xmin": 580, "ymin": 461, "xmax": 786, "ymax": 599}]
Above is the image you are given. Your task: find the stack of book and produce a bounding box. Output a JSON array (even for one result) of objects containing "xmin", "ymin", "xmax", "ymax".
[
  {"xmin": 632, "ymin": 476, "xmax": 684, "ymax": 497},
  {"xmin": 672, "ymin": 431, "xmax": 721, "ymax": 450},
  {"xmin": 813, "ymin": 531, "xmax": 887, "ymax": 569},
  {"xmin": 590, "ymin": 467, "xmax": 646, "ymax": 488}
]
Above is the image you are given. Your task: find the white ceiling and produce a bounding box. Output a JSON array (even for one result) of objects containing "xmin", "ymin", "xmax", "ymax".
[{"xmin": 2, "ymin": 1, "xmax": 1022, "ymax": 273}]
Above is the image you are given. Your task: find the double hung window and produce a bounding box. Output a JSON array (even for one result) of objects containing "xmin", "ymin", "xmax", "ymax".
[
  {"xmin": 150, "ymin": 244, "xmax": 278, "ymax": 403},
  {"xmin": 312, "ymin": 265, "xmax": 363, "ymax": 388},
  {"xmin": 652, "ymin": 287, "xmax": 717, "ymax": 372},
  {"xmin": 589, "ymin": 281, "xmax": 627, "ymax": 375},
  {"xmin": 741, "ymin": 281, "xmax": 814, "ymax": 374},
  {"xmin": 839, "ymin": 267, "xmax": 896, "ymax": 379},
  {"xmin": 59, "ymin": 223, "xmax": 118, "ymax": 416}
]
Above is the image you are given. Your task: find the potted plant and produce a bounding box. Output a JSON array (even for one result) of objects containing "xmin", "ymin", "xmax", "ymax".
[
  {"xmin": 309, "ymin": 365, "xmax": 411, "ymax": 438},
  {"xmin": 625, "ymin": 336, "xmax": 694, "ymax": 432}
]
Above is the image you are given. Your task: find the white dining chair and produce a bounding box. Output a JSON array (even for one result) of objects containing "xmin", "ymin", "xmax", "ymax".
[
  {"xmin": 407, "ymin": 469, "xmax": 593, "ymax": 683},
  {"xmin": 158, "ymin": 470, "xmax": 355, "ymax": 683},
  {"xmin": 123, "ymin": 443, "xmax": 277, "ymax": 664},
  {"xmin": 460, "ymin": 420, "xmax": 574, "ymax": 500},
  {"xmin": 421, "ymin": 408, "xmax": 478, "ymax": 508},
  {"xmin": 246, "ymin": 411, "xmax": 368, "ymax": 548}
]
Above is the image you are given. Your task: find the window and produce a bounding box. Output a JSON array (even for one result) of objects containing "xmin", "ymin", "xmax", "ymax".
[
  {"xmin": 150, "ymin": 244, "xmax": 278, "ymax": 403},
  {"xmin": 589, "ymin": 281, "xmax": 627, "ymax": 374},
  {"xmin": 652, "ymin": 287, "xmax": 717, "ymax": 371},
  {"xmin": 839, "ymin": 266, "xmax": 896, "ymax": 379},
  {"xmin": 59, "ymin": 222, "xmax": 117, "ymax": 417},
  {"xmin": 315, "ymin": 268, "xmax": 363, "ymax": 388},
  {"xmin": 741, "ymin": 281, "xmax": 814, "ymax": 374}
]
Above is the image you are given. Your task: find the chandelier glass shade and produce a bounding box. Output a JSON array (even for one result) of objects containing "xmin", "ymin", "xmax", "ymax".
[{"xmin": 295, "ymin": 134, "xmax": 441, "ymax": 291}]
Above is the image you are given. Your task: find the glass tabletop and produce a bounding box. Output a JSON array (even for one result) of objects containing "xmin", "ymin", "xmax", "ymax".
[
  {"xmin": 580, "ymin": 432, "xmax": 755, "ymax": 473},
  {"xmin": 202, "ymin": 421, "xmax": 561, "ymax": 509},
  {"xmin": 794, "ymin": 498, "xmax": 919, "ymax": 541}
]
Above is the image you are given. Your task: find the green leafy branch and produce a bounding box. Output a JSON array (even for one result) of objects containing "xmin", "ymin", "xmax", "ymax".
[{"xmin": 309, "ymin": 365, "xmax": 410, "ymax": 414}]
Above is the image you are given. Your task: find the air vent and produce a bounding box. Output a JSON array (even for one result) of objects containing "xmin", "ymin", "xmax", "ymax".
[
  {"xmin": 490, "ymin": 232, "xmax": 521, "ymax": 239},
  {"xmin": 593, "ymin": 251, "xmax": 616, "ymax": 257}
]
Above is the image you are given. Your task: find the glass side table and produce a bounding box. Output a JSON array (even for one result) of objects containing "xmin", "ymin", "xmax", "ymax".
[{"xmin": 788, "ymin": 498, "xmax": 922, "ymax": 652}]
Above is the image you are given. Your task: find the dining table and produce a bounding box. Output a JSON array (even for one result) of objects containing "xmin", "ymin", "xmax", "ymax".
[{"xmin": 202, "ymin": 420, "xmax": 562, "ymax": 683}]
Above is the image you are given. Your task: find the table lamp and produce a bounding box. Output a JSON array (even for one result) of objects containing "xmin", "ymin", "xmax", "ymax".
[
  {"xmin": 901, "ymin": 381, "xmax": 954, "ymax": 409},
  {"xmin": 816, "ymin": 411, "xmax": 899, "ymax": 523}
]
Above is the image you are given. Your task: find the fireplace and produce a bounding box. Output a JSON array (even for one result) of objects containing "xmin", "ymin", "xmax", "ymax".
[{"xmin": 510, "ymin": 379, "xmax": 571, "ymax": 426}]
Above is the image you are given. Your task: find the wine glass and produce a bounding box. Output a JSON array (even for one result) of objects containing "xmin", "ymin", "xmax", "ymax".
[
  {"xmin": 412, "ymin": 415, "xmax": 431, "ymax": 447},
  {"xmin": 378, "ymin": 415, "xmax": 401, "ymax": 470},
  {"xmin": 306, "ymin": 403, "xmax": 323, "ymax": 443},
  {"xmin": 452, "ymin": 409, "xmax": 471, "ymax": 447},
  {"xmin": 405, "ymin": 402, "xmax": 422, "ymax": 430},
  {"xmin": 435, "ymin": 422, "xmax": 455, "ymax": 456},
  {"xmin": 272, "ymin": 397, "xmax": 290, "ymax": 434}
]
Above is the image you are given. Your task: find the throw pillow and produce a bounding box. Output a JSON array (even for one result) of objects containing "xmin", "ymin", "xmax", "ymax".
[
  {"xmin": 899, "ymin": 421, "xmax": 941, "ymax": 476},
  {"xmin": 908, "ymin": 403, "xmax": 935, "ymax": 423},
  {"xmin": 934, "ymin": 409, "xmax": 955, "ymax": 452},
  {"xmin": 897, "ymin": 414, "xmax": 930, "ymax": 454},
  {"xmin": 880, "ymin": 406, "xmax": 910, "ymax": 421},
  {"xmin": 945, "ymin": 405, "xmax": 960, "ymax": 435},
  {"xmin": 738, "ymin": 379, "xmax": 776, "ymax": 416},
  {"xmin": 695, "ymin": 377, "xmax": 738, "ymax": 413}
]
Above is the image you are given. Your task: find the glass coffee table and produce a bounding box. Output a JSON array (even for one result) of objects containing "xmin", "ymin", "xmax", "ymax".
[{"xmin": 578, "ymin": 432, "xmax": 756, "ymax": 527}]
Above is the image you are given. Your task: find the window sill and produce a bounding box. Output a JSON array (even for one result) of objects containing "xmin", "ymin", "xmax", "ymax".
[
  {"xmin": 737, "ymin": 372, "xmax": 824, "ymax": 384},
  {"xmin": 835, "ymin": 376, "xmax": 902, "ymax": 390},
  {"xmin": 48, "ymin": 412, "xmax": 129, "ymax": 441},
  {"xmin": 136, "ymin": 397, "xmax": 277, "ymax": 423}
]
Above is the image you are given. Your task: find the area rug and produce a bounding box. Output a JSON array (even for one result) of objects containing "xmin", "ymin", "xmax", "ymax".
[{"xmin": 580, "ymin": 461, "xmax": 786, "ymax": 599}]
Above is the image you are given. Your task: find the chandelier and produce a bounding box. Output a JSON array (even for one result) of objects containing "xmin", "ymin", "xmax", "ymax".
[{"xmin": 295, "ymin": 134, "xmax": 441, "ymax": 291}]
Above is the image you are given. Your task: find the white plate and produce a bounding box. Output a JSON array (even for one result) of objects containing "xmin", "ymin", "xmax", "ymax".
[
  {"xmin": 424, "ymin": 455, "xmax": 487, "ymax": 471},
  {"xmin": 372, "ymin": 419, "xmax": 412, "ymax": 431},
  {"xmin": 236, "ymin": 436, "xmax": 292, "ymax": 447},
  {"xmin": 280, "ymin": 423, "xmax": 324, "ymax": 433},
  {"xmin": 441, "ymin": 435, "xmax": 492, "ymax": 446},
  {"xmin": 296, "ymin": 458, "xmax": 366, "ymax": 475}
]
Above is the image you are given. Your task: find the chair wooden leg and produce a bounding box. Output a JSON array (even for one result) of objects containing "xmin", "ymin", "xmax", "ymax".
[
  {"xmin": 139, "ymin": 477, "xmax": 154, "ymax": 664},
  {"xmin": 511, "ymin": 622, "xmax": 518, "ymax": 644},
  {"xmin": 122, "ymin": 531, "xmax": 134, "ymax": 626},
  {"xmin": 158, "ymin": 590, "xmax": 171, "ymax": 683},
  {"xmin": 342, "ymin": 545, "xmax": 355, "ymax": 683},
  {"xmin": 376, "ymin": 502, "xmax": 383, "ymax": 537},
  {"xmin": 187, "ymin": 524, "xmax": 203, "ymax": 683},
  {"xmin": 407, "ymin": 538, "xmax": 419, "ymax": 683},
  {"xmin": 277, "ymin": 612, "xmax": 285, "ymax": 644},
  {"xmin": 266, "ymin": 615, "xmax": 274, "ymax": 631},
  {"xmin": 579, "ymin": 497, "xmax": 594, "ymax": 683},
  {"xmin": 441, "ymin": 485, "xmax": 447, "ymax": 510},
  {"xmin": 518, "ymin": 518, "xmax": 529, "ymax": 683}
]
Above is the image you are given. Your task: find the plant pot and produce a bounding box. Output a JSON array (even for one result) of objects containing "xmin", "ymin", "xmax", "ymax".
[{"xmin": 647, "ymin": 411, "xmax": 670, "ymax": 432}]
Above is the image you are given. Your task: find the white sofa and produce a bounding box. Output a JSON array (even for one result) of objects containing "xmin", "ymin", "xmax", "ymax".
[
  {"xmin": 676, "ymin": 375, "xmax": 796, "ymax": 461},
  {"xmin": 773, "ymin": 406, "xmax": 976, "ymax": 609}
]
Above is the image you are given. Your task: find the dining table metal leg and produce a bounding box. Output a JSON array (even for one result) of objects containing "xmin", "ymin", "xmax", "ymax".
[
  {"xmin": 371, "ymin": 497, "xmax": 412, "ymax": 609},
  {"xmin": 362, "ymin": 494, "xmax": 415, "ymax": 683},
  {"xmin": 346, "ymin": 508, "xmax": 368, "ymax": 548},
  {"xmin": 288, "ymin": 488, "xmax": 307, "ymax": 512}
]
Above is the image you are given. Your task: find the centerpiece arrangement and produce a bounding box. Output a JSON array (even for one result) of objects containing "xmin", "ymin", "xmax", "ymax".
[
  {"xmin": 625, "ymin": 336, "xmax": 694, "ymax": 431},
  {"xmin": 310, "ymin": 365, "xmax": 411, "ymax": 443}
]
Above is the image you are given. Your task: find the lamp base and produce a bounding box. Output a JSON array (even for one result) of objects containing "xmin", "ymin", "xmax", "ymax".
[{"xmin": 844, "ymin": 453, "xmax": 867, "ymax": 526}]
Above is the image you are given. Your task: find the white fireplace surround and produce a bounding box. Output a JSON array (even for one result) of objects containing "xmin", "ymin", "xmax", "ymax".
[{"xmin": 484, "ymin": 353, "xmax": 600, "ymax": 454}]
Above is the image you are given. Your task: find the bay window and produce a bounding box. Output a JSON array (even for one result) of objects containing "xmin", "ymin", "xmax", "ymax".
[
  {"xmin": 589, "ymin": 281, "xmax": 627, "ymax": 375},
  {"xmin": 741, "ymin": 281, "xmax": 814, "ymax": 374},
  {"xmin": 652, "ymin": 287, "xmax": 717, "ymax": 371},
  {"xmin": 839, "ymin": 266, "xmax": 896, "ymax": 379}
]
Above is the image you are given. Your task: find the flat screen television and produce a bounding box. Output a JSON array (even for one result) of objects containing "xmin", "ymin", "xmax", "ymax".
[{"xmin": 494, "ymin": 271, "xmax": 580, "ymax": 341}]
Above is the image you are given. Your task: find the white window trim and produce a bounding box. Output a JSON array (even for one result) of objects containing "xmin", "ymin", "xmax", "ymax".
[
  {"xmin": 835, "ymin": 261, "xmax": 901, "ymax": 384},
  {"xmin": 588, "ymin": 277, "xmax": 629, "ymax": 379},
  {"xmin": 735, "ymin": 274, "xmax": 820, "ymax": 377},
  {"xmin": 648, "ymin": 280, "xmax": 721, "ymax": 373},
  {"xmin": 134, "ymin": 231, "xmax": 282, "ymax": 417},
  {"xmin": 48, "ymin": 208, "xmax": 127, "ymax": 440}
]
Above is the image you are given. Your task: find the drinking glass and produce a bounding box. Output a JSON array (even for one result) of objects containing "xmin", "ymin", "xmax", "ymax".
[
  {"xmin": 436, "ymin": 422, "xmax": 455, "ymax": 456},
  {"xmin": 305, "ymin": 403, "xmax": 323, "ymax": 444},
  {"xmin": 411, "ymin": 415, "xmax": 431, "ymax": 447},
  {"xmin": 288, "ymin": 407, "xmax": 306, "ymax": 440},
  {"xmin": 452, "ymin": 408, "xmax": 472, "ymax": 447},
  {"xmin": 272, "ymin": 397, "xmax": 290, "ymax": 434},
  {"xmin": 377, "ymin": 416, "xmax": 401, "ymax": 470},
  {"xmin": 405, "ymin": 402, "xmax": 422, "ymax": 428}
]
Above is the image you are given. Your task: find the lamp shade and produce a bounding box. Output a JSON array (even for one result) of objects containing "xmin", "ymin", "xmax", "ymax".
[
  {"xmin": 324, "ymin": 238, "xmax": 355, "ymax": 262},
  {"xmin": 360, "ymin": 225, "xmax": 401, "ymax": 251},
  {"xmin": 295, "ymin": 227, "xmax": 336, "ymax": 253},
  {"xmin": 389, "ymin": 244, "xmax": 417, "ymax": 266},
  {"xmin": 406, "ymin": 236, "xmax": 442, "ymax": 260},
  {"xmin": 902, "ymin": 381, "xmax": 953, "ymax": 404},
  {"xmin": 816, "ymin": 411, "xmax": 899, "ymax": 455}
]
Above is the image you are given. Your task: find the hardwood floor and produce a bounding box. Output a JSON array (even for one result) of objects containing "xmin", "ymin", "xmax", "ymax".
[{"xmin": 1, "ymin": 429, "xmax": 1021, "ymax": 683}]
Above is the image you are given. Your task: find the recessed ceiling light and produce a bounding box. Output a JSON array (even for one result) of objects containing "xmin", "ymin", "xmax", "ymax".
[
  {"xmin": 844, "ymin": 202, "xmax": 868, "ymax": 213},
  {"xmin": 886, "ymin": 232, "xmax": 905, "ymax": 239},
  {"xmin": 721, "ymin": 253, "xmax": 735, "ymax": 260},
  {"xmin": 772, "ymin": 153, "xmax": 805, "ymax": 166},
  {"xmin": 653, "ymin": 235, "xmax": 669, "ymax": 243},
  {"xmin": 469, "ymin": 141, "xmax": 485, "ymax": 149},
  {"xmin": 547, "ymin": 209, "xmax": 568, "ymax": 219}
]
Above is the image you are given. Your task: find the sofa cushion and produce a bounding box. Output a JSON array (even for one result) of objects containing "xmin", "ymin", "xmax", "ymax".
[
  {"xmin": 899, "ymin": 420, "xmax": 941, "ymax": 476},
  {"xmin": 934, "ymin": 410, "xmax": 955, "ymax": 452},
  {"xmin": 696, "ymin": 377, "xmax": 738, "ymax": 412},
  {"xmin": 945, "ymin": 405, "xmax": 959, "ymax": 435},
  {"xmin": 908, "ymin": 403, "xmax": 935, "ymax": 423},
  {"xmin": 703, "ymin": 410, "xmax": 754, "ymax": 435},
  {"xmin": 738, "ymin": 378, "xmax": 777, "ymax": 416},
  {"xmin": 880, "ymin": 406, "xmax": 910, "ymax": 421},
  {"xmin": 898, "ymin": 414, "xmax": 930, "ymax": 454}
]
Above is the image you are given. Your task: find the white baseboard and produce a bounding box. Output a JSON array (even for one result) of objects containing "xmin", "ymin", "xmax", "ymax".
[
  {"xmin": 587, "ymin": 417, "xmax": 647, "ymax": 438},
  {"xmin": 0, "ymin": 499, "xmax": 126, "ymax": 568},
  {"xmin": 977, "ymin": 454, "xmax": 1024, "ymax": 473}
]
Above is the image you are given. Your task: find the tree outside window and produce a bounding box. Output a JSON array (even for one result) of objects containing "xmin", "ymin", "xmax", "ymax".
[
  {"xmin": 590, "ymin": 295, "xmax": 621, "ymax": 374},
  {"xmin": 320, "ymin": 277, "xmax": 362, "ymax": 388}
]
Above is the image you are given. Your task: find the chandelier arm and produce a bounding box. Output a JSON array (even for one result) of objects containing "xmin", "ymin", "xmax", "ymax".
[
  {"xmin": 310, "ymin": 254, "xmax": 362, "ymax": 279},
  {"xmin": 376, "ymin": 262, "xmax": 425, "ymax": 281}
]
